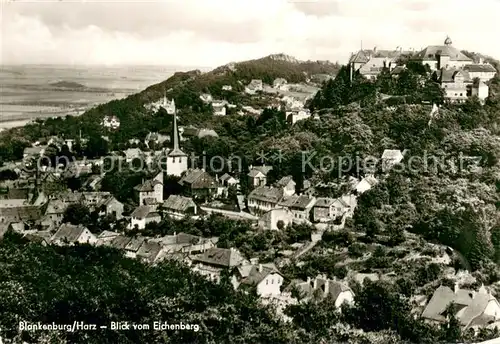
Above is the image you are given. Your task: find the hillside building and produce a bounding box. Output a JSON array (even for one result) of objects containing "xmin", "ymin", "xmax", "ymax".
[{"xmin": 412, "ymin": 36, "xmax": 472, "ymax": 71}]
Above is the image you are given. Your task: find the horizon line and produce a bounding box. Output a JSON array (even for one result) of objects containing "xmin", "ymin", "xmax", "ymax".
[{"xmin": 0, "ymin": 63, "xmax": 216, "ymax": 69}]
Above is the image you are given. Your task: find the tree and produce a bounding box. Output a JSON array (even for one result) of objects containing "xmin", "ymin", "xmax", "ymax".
[
  {"xmin": 63, "ymin": 203, "xmax": 91, "ymax": 226},
  {"xmin": 440, "ymin": 304, "xmax": 462, "ymax": 343},
  {"xmin": 491, "ymin": 224, "xmax": 500, "ymax": 263},
  {"xmin": 84, "ymin": 135, "xmax": 109, "ymax": 159}
]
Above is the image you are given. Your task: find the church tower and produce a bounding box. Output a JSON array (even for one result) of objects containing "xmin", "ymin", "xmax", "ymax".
[{"xmin": 164, "ymin": 96, "xmax": 188, "ymax": 177}]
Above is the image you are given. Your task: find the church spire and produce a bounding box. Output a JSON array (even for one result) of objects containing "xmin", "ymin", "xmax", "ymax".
[
  {"xmin": 165, "ymin": 96, "xmax": 186, "ymax": 158},
  {"xmin": 172, "ymin": 100, "xmax": 179, "ymax": 151}
]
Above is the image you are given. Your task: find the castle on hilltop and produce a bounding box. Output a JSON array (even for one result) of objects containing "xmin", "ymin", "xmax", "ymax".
[{"xmin": 349, "ymin": 36, "xmax": 497, "ymax": 103}]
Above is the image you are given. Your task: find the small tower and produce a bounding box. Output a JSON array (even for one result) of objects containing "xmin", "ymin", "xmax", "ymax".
[
  {"xmin": 444, "ymin": 36, "xmax": 452, "ymax": 46},
  {"xmin": 165, "ymin": 97, "xmax": 188, "ymax": 177}
]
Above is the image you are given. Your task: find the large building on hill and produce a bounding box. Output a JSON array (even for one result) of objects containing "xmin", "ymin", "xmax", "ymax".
[
  {"xmin": 412, "ymin": 36, "xmax": 472, "ymax": 71},
  {"xmin": 415, "ymin": 36, "xmax": 496, "ymax": 103},
  {"xmin": 349, "ymin": 47, "xmax": 409, "ymax": 80}
]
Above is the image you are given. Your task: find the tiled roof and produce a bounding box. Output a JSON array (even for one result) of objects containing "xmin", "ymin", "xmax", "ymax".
[
  {"xmin": 276, "ymin": 176, "xmax": 295, "ymax": 187},
  {"xmin": 51, "ymin": 223, "xmax": 88, "ymax": 243},
  {"xmin": 240, "ymin": 265, "xmax": 281, "ymax": 286},
  {"xmin": 294, "ymin": 195, "xmax": 315, "ymax": 209},
  {"xmin": 0, "ymin": 206, "xmax": 42, "ymax": 222},
  {"xmin": 125, "ymin": 236, "xmax": 146, "ymax": 252},
  {"xmin": 134, "ymin": 179, "xmax": 162, "ymax": 192},
  {"xmin": 108, "ymin": 235, "xmax": 132, "ymax": 249},
  {"xmin": 167, "ymin": 147, "xmax": 187, "ymax": 157},
  {"xmin": 23, "ymin": 231, "xmax": 52, "ymax": 243},
  {"xmin": 179, "ymin": 169, "xmax": 204, "ymax": 184},
  {"xmin": 359, "ymin": 57, "xmax": 393, "ymax": 72},
  {"xmin": 314, "ymin": 197, "xmax": 336, "ymax": 208},
  {"xmin": 248, "ymin": 170, "xmax": 264, "ymax": 178},
  {"xmin": 248, "ymin": 187, "xmax": 284, "ymax": 203},
  {"xmin": 163, "ymin": 195, "xmax": 196, "ymax": 212},
  {"xmin": 349, "ymin": 50, "xmax": 370, "ymax": 64},
  {"xmin": 136, "ymin": 240, "xmax": 162, "ymax": 262},
  {"xmin": 50, "ymin": 191, "xmax": 83, "ymax": 203},
  {"xmin": 97, "ymin": 230, "xmax": 120, "ymax": 239},
  {"xmin": 193, "ymin": 247, "xmax": 243, "ymax": 267},
  {"xmin": 146, "ymin": 212, "xmax": 160, "ymax": 219},
  {"xmin": 179, "ymin": 169, "xmax": 217, "ymax": 189},
  {"xmin": 131, "ymin": 205, "xmax": 153, "ymax": 219},
  {"xmin": 464, "ymin": 64, "xmax": 497, "ymax": 73},
  {"xmin": 99, "ymin": 196, "xmax": 121, "ymax": 208},
  {"xmin": 437, "ymin": 68, "xmax": 472, "ymax": 83},
  {"xmin": 332, "ymin": 198, "xmax": 349, "ymax": 208},
  {"xmin": 254, "ymin": 166, "xmax": 273, "ymax": 175},
  {"xmin": 6, "ymin": 188, "xmax": 29, "ymax": 200},
  {"xmin": 220, "ymin": 173, "xmax": 232, "ymax": 182},
  {"xmin": 316, "ymin": 278, "xmax": 353, "ymax": 300},
  {"xmin": 151, "ymin": 232, "xmax": 205, "ymax": 247},
  {"xmin": 413, "ymin": 45, "xmax": 472, "ymax": 62},
  {"xmin": 422, "ymin": 285, "xmax": 498, "ymax": 327},
  {"xmin": 279, "ymin": 194, "xmax": 315, "ymax": 210}
]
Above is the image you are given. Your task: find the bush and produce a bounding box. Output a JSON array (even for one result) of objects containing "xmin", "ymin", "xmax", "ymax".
[
  {"xmin": 323, "ymin": 230, "xmax": 354, "ymax": 247},
  {"xmin": 348, "ymin": 243, "xmax": 366, "ymax": 258},
  {"xmin": 334, "ymin": 265, "xmax": 348, "ymax": 280}
]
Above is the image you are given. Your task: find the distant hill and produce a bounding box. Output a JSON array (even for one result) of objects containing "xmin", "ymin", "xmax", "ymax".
[
  {"xmin": 136, "ymin": 53, "xmax": 340, "ymax": 104},
  {"xmin": 50, "ymin": 81, "xmax": 86, "ymax": 89}
]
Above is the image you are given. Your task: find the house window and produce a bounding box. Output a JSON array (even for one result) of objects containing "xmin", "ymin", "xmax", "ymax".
[
  {"xmin": 266, "ymin": 280, "xmax": 268, "ymax": 285},
  {"xmin": 271, "ymin": 279, "xmax": 274, "ymax": 284},
  {"xmin": 460, "ymin": 93, "xmax": 463, "ymax": 96}
]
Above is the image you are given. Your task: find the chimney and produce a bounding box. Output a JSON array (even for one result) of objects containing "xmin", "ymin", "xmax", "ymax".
[
  {"xmin": 454, "ymin": 283, "xmax": 459, "ymax": 294},
  {"xmin": 306, "ymin": 277, "xmax": 311, "ymax": 284},
  {"xmin": 258, "ymin": 264, "xmax": 263, "ymax": 273},
  {"xmin": 313, "ymin": 277, "xmax": 318, "ymax": 290},
  {"xmin": 470, "ymin": 291, "xmax": 476, "ymax": 299},
  {"xmin": 479, "ymin": 57, "xmax": 484, "ymax": 64}
]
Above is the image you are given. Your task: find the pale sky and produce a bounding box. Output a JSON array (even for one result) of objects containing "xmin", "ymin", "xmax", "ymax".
[{"xmin": 1, "ymin": 0, "xmax": 499, "ymax": 67}]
